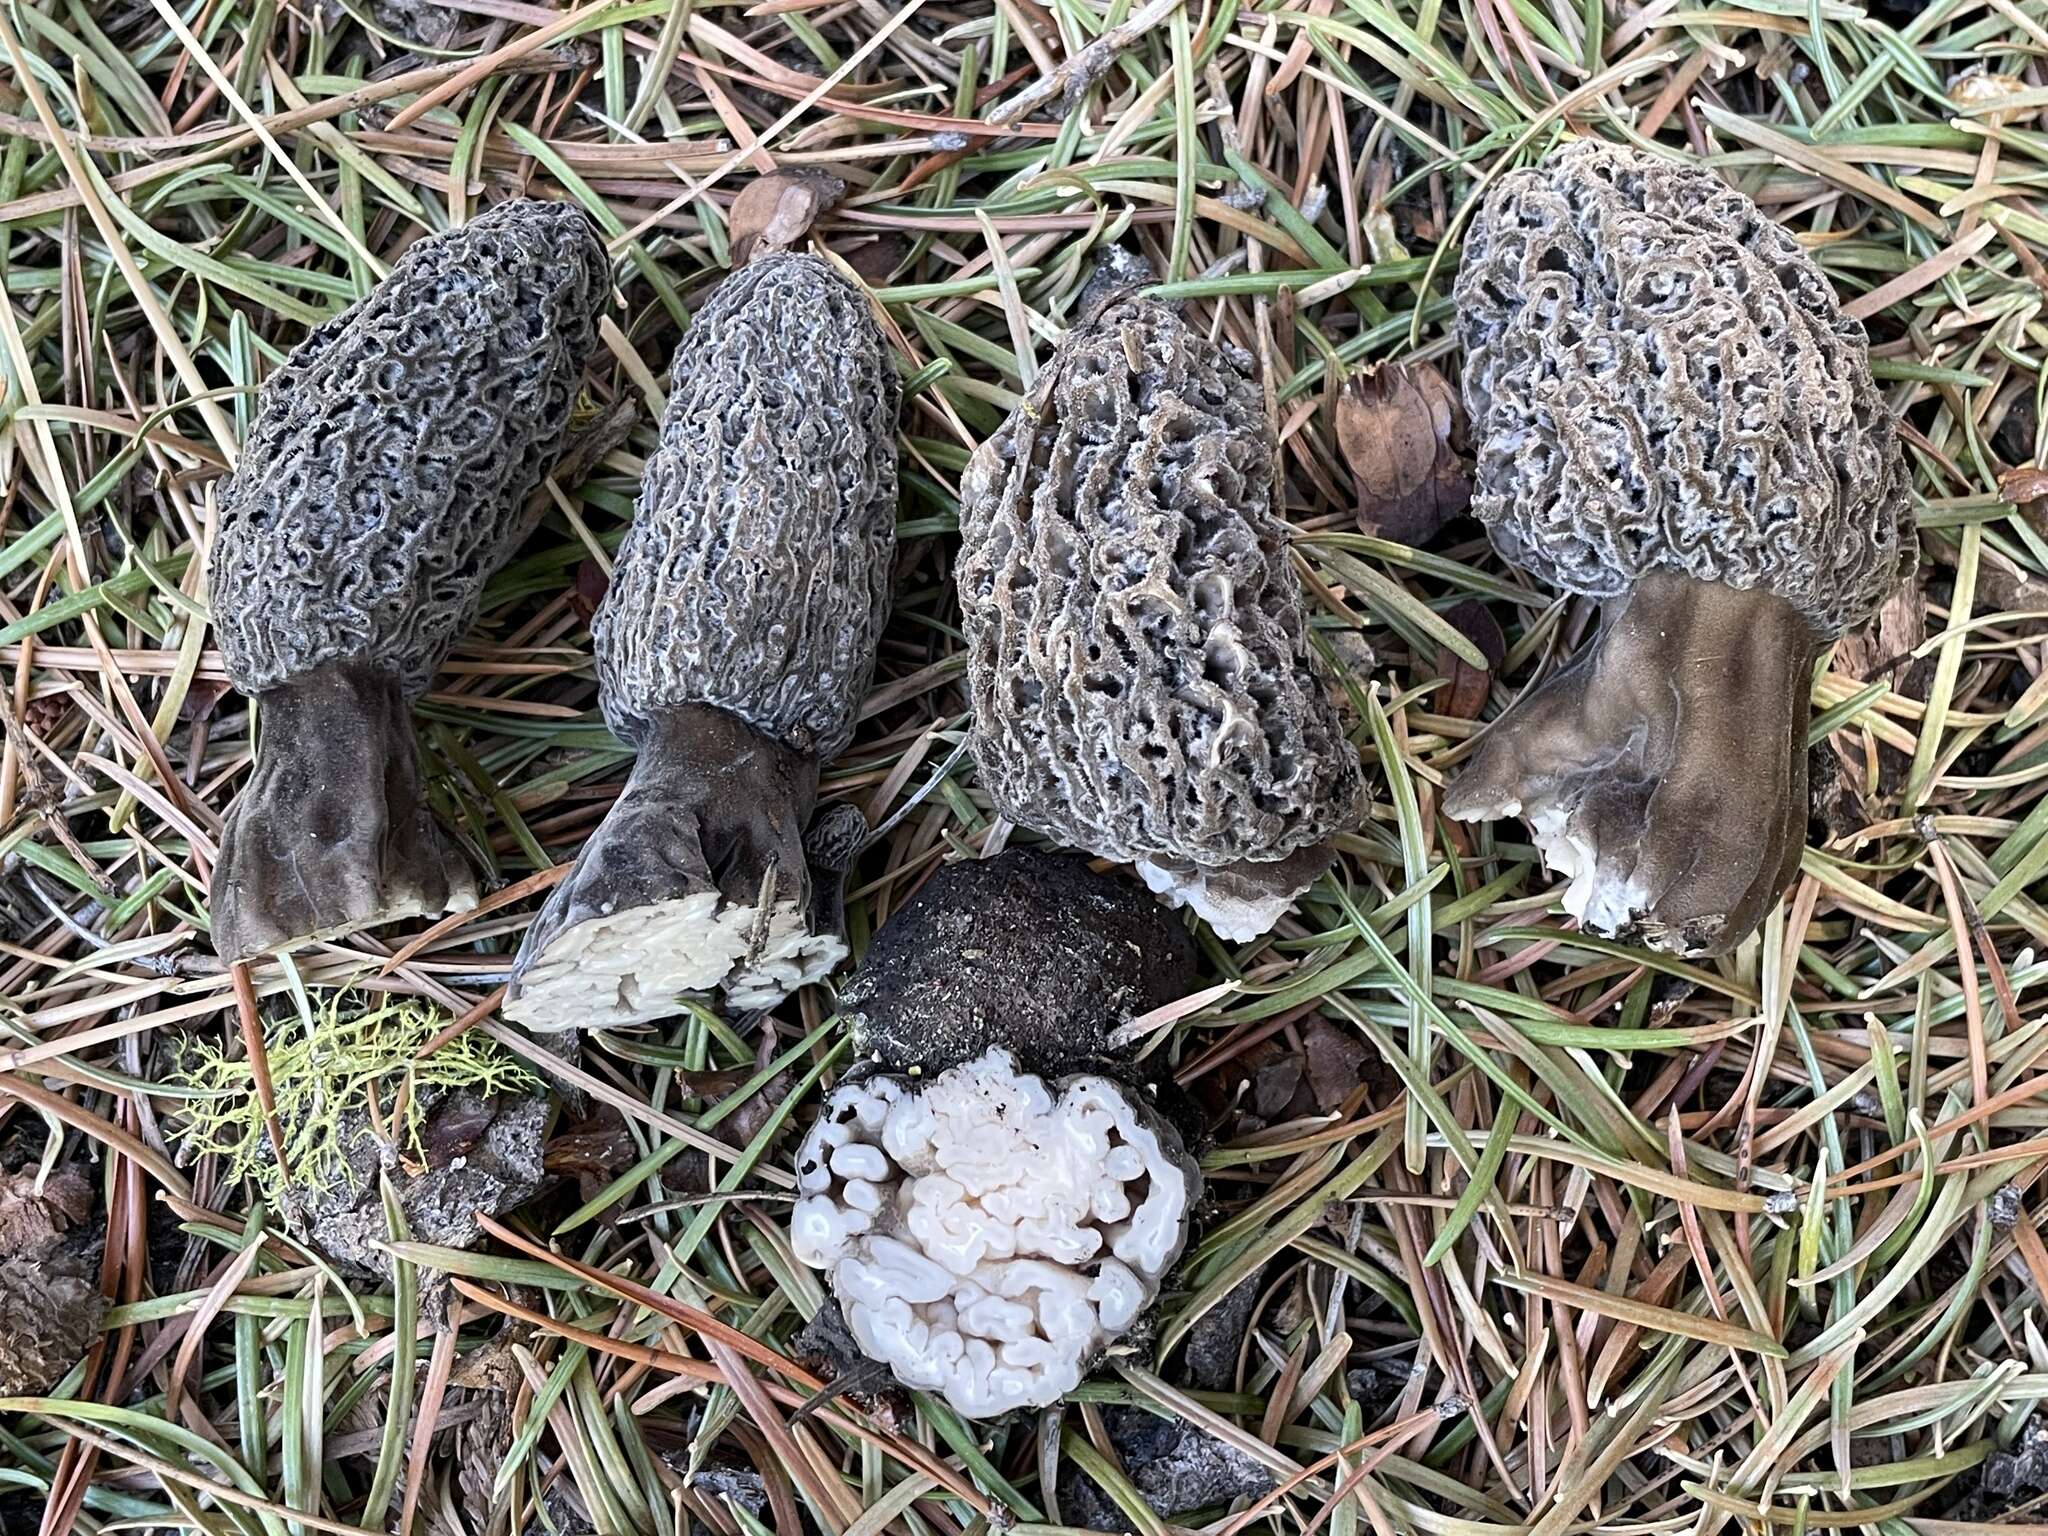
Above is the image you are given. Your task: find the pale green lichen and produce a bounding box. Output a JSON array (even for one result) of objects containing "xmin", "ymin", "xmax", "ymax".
[{"xmin": 172, "ymin": 994, "xmax": 540, "ymax": 1204}]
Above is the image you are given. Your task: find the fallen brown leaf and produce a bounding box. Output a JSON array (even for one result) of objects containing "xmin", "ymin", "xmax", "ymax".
[
  {"xmin": 1433, "ymin": 598, "xmax": 1507, "ymax": 720},
  {"xmin": 730, "ymin": 169, "xmax": 847, "ymax": 265},
  {"xmin": 1337, "ymin": 360, "xmax": 1473, "ymax": 545},
  {"xmin": 1997, "ymin": 463, "xmax": 2048, "ymax": 506},
  {"xmin": 545, "ymin": 1104, "xmax": 637, "ymax": 1203},
  {"xmin": 1301, "ymin": 1016, "xmax": 1369, "ymax": 1114},
  {"xmin": 569, "ymin": 557, "xmax": 608, "ymax": 623}
]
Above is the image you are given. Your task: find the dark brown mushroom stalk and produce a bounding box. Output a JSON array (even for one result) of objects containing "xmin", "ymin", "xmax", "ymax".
[
  {"xmin": 209, "ymin": 201, "xmax": 608, "ymax": 961},
  {"xmin": 789, "ymin": 849, "xmax": 1202, "ymax": 1419},
  {"xmin": 506, "ymin": 251, "xmax": 898, "ymax": 1030},
  {"xmin": 957, "ymin": 253, "xmax": 1366, "ymax": 941},
  {"xmin": 1443, "ymin": 141, "xmax": 1917, "ymax": 956}
]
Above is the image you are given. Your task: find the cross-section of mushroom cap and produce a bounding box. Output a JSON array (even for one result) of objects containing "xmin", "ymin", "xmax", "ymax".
[
  {"xmin": 791, "ymin": 1046, "xmax": 1199, "ymax": 1419},
  {"xmin": 1444, "ymin": 141, "xmax": 1915, "ymax": 956},
  {"xmin": 790, "ymin": 849, "xmax": 1202, "ymax": 1417},
  {"xmin": 209, "ymin": 200, "xmax": 608, "ymax": 960},
  {"xmin": 507, "ymin": 252, "xmax": 898, "ymax": 1029},
  {"xmin": 958, "ymin": 272, "xmax": 1366, "ymax": 941},
  {"xmin": 842, "ymin": 846, "xmax": 1198, "ymax": 1079}
]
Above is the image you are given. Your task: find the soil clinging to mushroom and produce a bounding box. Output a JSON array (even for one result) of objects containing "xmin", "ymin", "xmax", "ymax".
[{"xmin": 841, "ymin": 844, "xmax": 1196, "ymax": 1080}]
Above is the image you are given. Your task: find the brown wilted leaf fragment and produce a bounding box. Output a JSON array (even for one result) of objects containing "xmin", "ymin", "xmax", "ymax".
[
  {"xmin": 419, "ymin": 1091, "xmax": 498, "ymax": 1167},
  {"xmin": 843, "ymin": 233, "xmax": 912, "ymax": 287},
  {"xmin": 1998, "ymin": 464, "xmax": 2048, "ymax": 507},
  {"xmin": 569, "ymin": 556, "xmax": 609, "ymax": 624},
  {"xmin": 448, "ymin": 1332, "xmax": 527, "ymax": 1392},
  {"xmin": 1360, "ymin": 153, "xmax": 1408, "ymax": 265},
  {"xmin": 1950, "ymin": 72, "xmax": 2032, "ymax": 125},
  {"xmin": 730, "ymin": 170, "xmax": 847, "ymax": 265},
  {"xmin": 1809, "ymin": 737, "xmax": 1868, "ymax": 843},
  {"xmin": 177, "ymin": 678, "xmax": 233, "ymax": 725},
  {"xmin": 0, "ymin": 1168, "xmax": 91, "ymax": 1257},
  {"xmin": 1338, "ymin": 360, "xmax": 1472, "ymax": 545},
  {"xmin": 546, "ymin": 1104, "xmax": 638, "ymax": 1204},
  {"xmin": 1433, "ymin": 598, "xmax": 1507, "ymax": 720},
  {"xmin": 1835, "ymin": 577, "xmax": 1927, "ymax": 687},
  {"xmin": 1300, "ymin": 1016, "xmax": 1369, "ymax": 1113}
]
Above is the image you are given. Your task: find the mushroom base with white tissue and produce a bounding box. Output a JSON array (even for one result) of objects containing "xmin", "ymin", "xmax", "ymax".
[
  {"xmin": 1444, "ymin": 570, "xmax": 1817, "ymax": 957},
  {"xmin": 507, "ymin": 705, "xmax": 855, "ymax": 1028}
]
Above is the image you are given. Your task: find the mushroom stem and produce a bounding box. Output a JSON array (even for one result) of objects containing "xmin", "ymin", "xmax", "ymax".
[
  {"xmin": 213, "ymin": 661, "xmax": 476, "ymax": 961},
  {"xmin": 506, "ymin": 704, "xmax": 846, "ymax": 1028},
  {"xmin": 1442, "ymin": 570, "xmax": 1818, "ymax": 957}
]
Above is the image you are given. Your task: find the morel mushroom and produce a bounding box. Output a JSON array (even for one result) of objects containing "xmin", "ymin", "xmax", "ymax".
[
  {"xmin": 958, "ymin": 258, "xmax": 1366, "ymax": 941},
  {"xmin": 790, "ymin": 849, "xmax": 1202, "ymax": 1419},
  {"xmin": 210, "ymin": 200, "xmax": 608, "ymax": 961},
  {"xmin": 506, "ymin": 253, "xmax": 899, "ymax": 1029},
  {"xmin": 1444, "ymin": 141, "xmax": 1916, "ymax": 956}
]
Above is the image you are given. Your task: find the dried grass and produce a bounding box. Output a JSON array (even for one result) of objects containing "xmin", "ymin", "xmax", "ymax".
[{"xmin": 3, "ymin": 1, "xmax": 2048, "ymax": 1533}]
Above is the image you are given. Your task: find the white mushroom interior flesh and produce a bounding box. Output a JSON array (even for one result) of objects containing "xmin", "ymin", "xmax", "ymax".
[
  {"xmin": 507, "ymin": 892, "xmax": 844, "ymax": 1028},
  {"xmin": 1135, "ymin": 861, "xmax": 1292, "ymax": 943},
  {"xmin": 1135, "ymin": 841, "xmax": 1337, "ymax": 944},
  {"xmin": 506, "ymin": 704, "xmax": 845, "ymax": 1030},
  {"xmin": 790, "ymin": 1047, "xmax": 1194, "ymax": 1418},
  {"xmin": 1523, "ymin": 804, "xmax": 1647, "ymax": 940}
]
